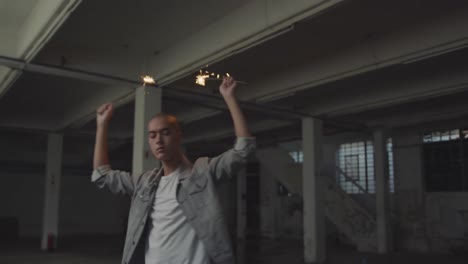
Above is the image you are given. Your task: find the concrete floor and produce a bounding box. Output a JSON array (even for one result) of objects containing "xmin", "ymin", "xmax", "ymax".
[
  {"xmin": 0, "ymin": 236, "xmax": 122, "ymax": 264},
  {"xmin": 1, "ymin": 236, "xmax": 467, "ymax": 264},
  {"xmin": 244, "ymin": 238, "xmax": 468, "ymax": 264}
]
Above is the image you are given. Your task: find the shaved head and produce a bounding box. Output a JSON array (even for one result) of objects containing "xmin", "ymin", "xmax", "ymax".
[
  {"xmin": 149, "ymin": 112, "xmax": 181, "ymax": 134},
  {"xmin": 147, "ymin": 112, "xmax": 183, "ymax": 162}
]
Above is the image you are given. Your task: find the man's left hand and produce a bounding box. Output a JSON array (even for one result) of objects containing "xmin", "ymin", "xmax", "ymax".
[{"xmin": 219, "ymin": 76, "xmax": 237, "ymax": 98}]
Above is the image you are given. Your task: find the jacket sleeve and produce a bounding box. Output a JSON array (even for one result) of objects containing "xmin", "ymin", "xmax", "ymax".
[
  {"xmin": 91, "ymin": 165, "xmax": 139, "ymax": 195},
  {"xmin": 207, "ymin": 137, "xmax": 256, "ymax": 181}
]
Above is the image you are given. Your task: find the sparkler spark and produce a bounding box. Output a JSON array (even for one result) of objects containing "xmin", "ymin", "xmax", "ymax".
[
  {"xmin": 195, "ymin": 69, "xmax": 246, "ymax": 86},
  {"xmin": 195, "ymin": 74, "xmax": 210, "ymax": 86},
  {"xmin": 142, "ymin": 75, "xmax": 155, "ymax": 85}
]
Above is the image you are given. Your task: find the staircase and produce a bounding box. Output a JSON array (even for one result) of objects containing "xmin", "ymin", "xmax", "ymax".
[{"xmin": 257, "ymin": 147, "xmax": 377, "ymax": 251}]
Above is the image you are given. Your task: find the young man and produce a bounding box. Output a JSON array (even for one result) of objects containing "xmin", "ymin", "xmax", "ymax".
[{"xmin": 92, "ymin": 77, "xmax": 255, "ymax": 264}]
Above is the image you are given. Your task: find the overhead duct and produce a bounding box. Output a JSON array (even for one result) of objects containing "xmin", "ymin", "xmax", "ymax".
[{"xmin": 0, "ymin": 55, "xmax": 367, "ymax": 133}]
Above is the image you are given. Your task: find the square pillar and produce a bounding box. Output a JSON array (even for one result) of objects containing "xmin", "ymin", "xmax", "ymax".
[
  {"xmin": 41, "ymin": 133, "xmax": 63, "ymax": 250},
  {"xmin": 132, "ymin": 85, "xmax": 162, "ymax": 175},
  {"xmin": 302, "ymin": 118, "xmax": 326, "ymax": 263},
  {"xmin": 373, "ymin": 129, "xmax": 393, "ymax": 253}
]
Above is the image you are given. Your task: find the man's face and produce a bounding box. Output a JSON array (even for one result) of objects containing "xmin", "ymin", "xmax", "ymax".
[{"xmin": 147, "ymin": 117, "xmax": 182, "ymax": 161}]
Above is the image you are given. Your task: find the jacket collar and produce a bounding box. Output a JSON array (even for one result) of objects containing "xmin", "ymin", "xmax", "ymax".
[
  {"xmin": 148, "ymin": 155, "xmax": 193, "ymax": 186},
  {"xmin": 177, "ymin": 155, "xmax": 193, "ymax": 181}
]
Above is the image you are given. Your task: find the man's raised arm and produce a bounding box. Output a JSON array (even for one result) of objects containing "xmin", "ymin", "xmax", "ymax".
[
  {"xmin": 205, "ymin": 77, "xmax": 255, "ymax": 181},
  {"xmin": 93, "ymin": 103, "xmax": 112, "ymax": 169},
  {"xmin": 92, "ymin": 103, "xmax": 135, "ymax": 195},
  {"xmin": 219, "ymin": 76, "xmax": 251, "ymax": 138}
]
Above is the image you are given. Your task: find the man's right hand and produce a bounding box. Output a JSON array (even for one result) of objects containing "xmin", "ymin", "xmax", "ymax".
[{"xmin": 96, "ymin": 103, "xmax": 113, "ymax": 127}]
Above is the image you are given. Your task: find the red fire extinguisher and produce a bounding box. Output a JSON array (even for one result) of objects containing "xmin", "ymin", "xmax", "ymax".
[{"xmin": 47, "ymin": 233, "xmax": 55, "ymax": 251}]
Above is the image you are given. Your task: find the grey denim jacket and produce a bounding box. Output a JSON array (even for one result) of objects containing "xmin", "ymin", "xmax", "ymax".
[{"xmin": 91, "ymin": 137, "xmax": 255, "ymax": 264}]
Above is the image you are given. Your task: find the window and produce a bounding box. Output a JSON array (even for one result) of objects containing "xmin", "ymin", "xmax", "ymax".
[
  {"xmin": 337, "ymin": 141, "xmax": 375, "ymax": 194},
  {"xmin": 423, "ymin": 129, "xmax": 468, "ymax": 192},
  {"xmin": 337, "ymin": 139, "xmax": 395, "ymax": 194},
  {"xmin": 289, "ymin": 150, "xmax": 303, "ymax": 163},
  {"xmin": 423, "ymin": 129, "xmax": 460, "ymax": 143},
  {"xmin": 344, "ymin": 155, "xmax": 360, "ymax": 181},
  {"xmin": 387, "ymin": 138, "xmax": 395, "ymax": 193}
]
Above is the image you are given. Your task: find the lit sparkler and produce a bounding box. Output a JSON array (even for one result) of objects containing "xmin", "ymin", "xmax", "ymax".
[
  {"xmin": 195, "ymin": 70, "xmax": 246, "ymax": 86},
  {"xmin": 142, "ymin": 75, "xmax": 156, "ymax": 85},
  {"xmin": 195, "ymin": 73, "xmax": 210, "ymax": 86},
  {"xmin": 204, "ymin": 77, "xmax": 247, "ymax": 84}
]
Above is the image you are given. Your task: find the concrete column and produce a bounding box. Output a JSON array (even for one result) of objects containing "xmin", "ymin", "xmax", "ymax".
[
  {"xmin": 393, "ymin": 132, "xmax": 428, "ymax": 251},
  {"xmin": 41, "ymin": 133, "xmax": 63, "ymax": 250},
  {"xmin": 132, "ymin": 85, "xmax": 162, "ymax": 175},
  {"xmin": 373, "ymin": 129, "xmax": 393, "ymax": 253},
  {"xmin": 259, "ymin": 160, "xmax": 278, "ymax": 239},
  {"xmin": 302, "ymin": 118, "xmax": 326, "ymax": 263}
]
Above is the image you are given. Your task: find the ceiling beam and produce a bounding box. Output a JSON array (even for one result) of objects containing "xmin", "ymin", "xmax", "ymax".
[
  {"xmin": 182, "ymin": 119, "xmax": 293, "ymax": 145},
  {"xmin": 0, "ymin": 0, "xmax": 82, "ymax": 98},
  {"xmin": 0, "ymin": 55, "xmax": 365, "ymax": 132},
  {"xmin": 157, "ymin": 4, "xmax": 468, "ymax": 128},
  {"xmin": 150, "ymin": 0, "xmax": 347, "ymax": 85},
  {"xmin": 58, "ymin": 88, "xmax": 135, "ymax": 130},
  {"xmin": 38, "ymin": 0, "xmax": 346, "ymax": 131},
  {"xmin": 240, "ymin": 5, "xmax": 468, "ymax": 103},
  {"xmin": 307, "ymin": 68, "xmax": 468, "ymax": 118},
  {"xmin": 17, "ymin": 0, "xmax": 468, "ymax": 137}
]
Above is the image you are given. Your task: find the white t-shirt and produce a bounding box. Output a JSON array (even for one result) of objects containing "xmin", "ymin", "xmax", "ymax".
[{"xmin": 145, "ymin": 166, "xmax": 210, "ymax": 264}]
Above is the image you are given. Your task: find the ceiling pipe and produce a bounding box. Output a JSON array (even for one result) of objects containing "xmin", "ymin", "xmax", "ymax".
[{"xmin": 0, "ymin": 55, "xmax": 367, "ymax": 132}]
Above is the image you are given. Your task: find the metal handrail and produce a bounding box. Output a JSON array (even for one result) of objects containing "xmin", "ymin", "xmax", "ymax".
[{"xmin": 335, "ymin": 165, "xmax": 398, "ymax": 220}]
